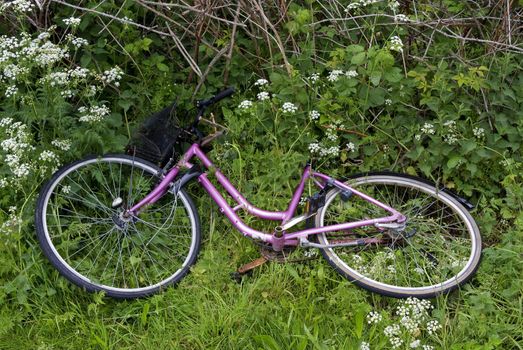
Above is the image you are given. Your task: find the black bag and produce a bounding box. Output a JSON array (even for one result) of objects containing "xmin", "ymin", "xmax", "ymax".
[{"xmin": 126, "ymin": 103, "xmax": 182, "ymax": 167}]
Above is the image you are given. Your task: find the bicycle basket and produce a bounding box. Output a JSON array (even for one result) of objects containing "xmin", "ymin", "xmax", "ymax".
[{"xmin": 126, "ymin": 103, "xmax": 182, "ymax": 167}]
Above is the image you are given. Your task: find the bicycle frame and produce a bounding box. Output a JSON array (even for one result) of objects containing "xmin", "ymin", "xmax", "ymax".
[{"xmin": 128, "ymin": 143, "xmax": 406, "ymax": 249}]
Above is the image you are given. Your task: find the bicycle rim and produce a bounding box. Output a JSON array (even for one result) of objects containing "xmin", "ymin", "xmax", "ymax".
[
  {"xmin": 37, "ymin": 155, "xmax": 199, "ymax": 296},
  {"xmin": 316, "ymin": 174, "xmax": 481, "ymax": 298}
]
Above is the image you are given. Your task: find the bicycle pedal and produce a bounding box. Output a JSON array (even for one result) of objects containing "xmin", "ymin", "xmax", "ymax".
[{"xmin": 231, "ymin": 256, "xmax": 268, "ymax": 283}]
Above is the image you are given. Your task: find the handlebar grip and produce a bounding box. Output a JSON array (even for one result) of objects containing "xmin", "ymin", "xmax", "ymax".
[{"xmin": 211, "ymin": 87, "xmax": 235, "ymax": 104}]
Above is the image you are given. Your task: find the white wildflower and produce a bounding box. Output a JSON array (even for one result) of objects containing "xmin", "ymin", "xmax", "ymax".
[
  {"xmin": 238, "ymin": 100, "xmax": 252, "ymax": 109},
  {"xmin": 35, "ymin": 41, "xmax": 68, "ymax": 66},
  {"xmin": 473, "ymin": 127, "xmax": 485, "ymax": 138},
  {"xmin": 308, "ymin": 142, "xmax": 321, "ymax": 153},
  {"xmin": 68, "ymin": 67, "xmax": 90, "ymax": 79},
  {"xmin": 385, "ymin": 99, "xmax": 392, "ymax": 105},
  {"xmin": 360, "ymin": 341, "xmax": 370, "ymax": 350},
  {"xmin": 101, "ymin": 66, "xmax": 123, "ymax": 86},
  {"xmin": 5, "ymin": 85, "xmax": 18, "ymax": 97},
  {"xmin": 257, "ymin": 91, "xmax": 270, "ymax": 101},
  {"xmin": 345, "ymin": 0, "xmax": 382, "ymax": 11},
  {"xmin": 282, "ymin": 102, "xmax": 298, "ymax": 114},
  {"xmin": 422, "ymin": 346, "xmax": 434, "ymax": 350},
  {"xmin": 308, "ymin": 73, "xmax": 320, "ymax": 83},
  {"xmin": 443, "ymin": 133, "xmax": 458, "ymax": 145},
  {"xmin": 63, "ymin": 17, "xmax": 81, "ymax": 27},
  {"xmin": 46, "ymin": 71, "xmax": 69, "ymax": 86},
  {"xmin": 254, "ymin": 78, "xmax": 268, "ymax": 87},
  {"xmin": 51, "ymin": 139, "xmax": 71, "ymax": 151},
  {"xmin": 1, "ymin": 0, "xmax": 34, "ymax": 13},
  {"xmin": 3, "ymin": 64, "xmax": 28, "ymax": 81},
  {"xmin": 78, "ymin": 104, "xmax": 110, "ymax": 123},
  {"xmin": 326, "ymin": 130, "xmax": 338, "ymax": 141},
  {"xmin": 410, "ymin": 340, "xmax": 421, "ymax": 348},
  {"xmin": 426, "ymin": 320, "xmax": 441, "ymax": 335},
  {"xmin": 319, "ymin": 146, "xmax": 339, "ymax": 157},
  {"xmin": 367, "ymin": 311, "xmax": 382, "ymax": 324},
  {"xmin": 309, "ymin": 110, "xmax": 320, "ymax": 120},
  {"xmin": 414, "ymin": 267, "xmax": 424, "ymax": 274},
  {"xmin": 85, "ymin": 85, "xmax": 98, "ymax": 97},
  {"xmin": 39, "ymin": 150, "xmax": 59, "ymax": 163},
  {"xmin": 420, "ymin": 123, "xmax": 435, "ymax": 135},
  {"xmin": 395, "ymin": 14, "xmax": 410, "ymax": 22},
  {"xmin": 60, "ymin": 89, "xmax": 73, "ymax": 98},
  {"xmin": 346, "ymin": 142, "xmax": 356, "ymax": 152},
  {"xmin": 327, "ymin": 70, "xmax": 344, "ymax": 82},
  {"xmin": 345, "ymin": 70, "xmax": 358, "ymax": 78},
  {"xmin": 389, "ymin": 35, "xmax": 404, "ymax": 53},
  {"xmin": 388, "ymin": 0, "xmax": 400, "ymax": 11}
]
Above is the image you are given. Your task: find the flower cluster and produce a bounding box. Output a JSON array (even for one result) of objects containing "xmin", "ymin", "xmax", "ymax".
[
  {"xmin": 420, "ymin": 123, "xmax": 435, "ymax": 135},
  {"xmin": 0, "ymin": 206, "xmax": 22, "ymax": 235},
  {"xmin": 78, "ymin": 104, "xmax": 110, "ymax": 123},
  {"xmin": 100, "ymin": 66, "xmax": 123, "ymax": 86},
  {"xmin": 328, "ymin": 69, "xmax": 358, "ymax": 82},
  {"xmin": 309, "ymin": 110, "xmax": 320, "ymax": 120},
  {"xmin": 473, "ymin": 127, "xmax": 485, "ymax": 138},
  {"xmin": 69, "ymin": 36, "xmax": 89, "ymax": 48},
  {"xmin": 395, "ymin": 14, "xmax": 410, "ymax": 22},
  {"xmin": 327, "ymin": 70, "xmax": 344, "ymax": 82},
  {"xmin": 0, "ymin": 0, "xmax": 34, "ymax": 13},
  {"xmin": 282, "ymin": 102, "xmax": 297, "ymax": 114},
  {"xmin": 254, "ymin": 78, "xmax": 268, "ymax": 87},
  {"xmin": 63, "ymin": 17, "xmax": 81, "ymax": 27},
  {"xmin": 0, "ymin": 118, "xmax": 35, "ymax": 181},
  {"xmin": 51, "ymin": 139, "xmax": 71, "ymax": 151},
  {"xmin": 360, "ymin": 341, "xmax": 370, "ymax": 350},
  {"xmin": 238, "ymin": 100, "xmax": 253, "ymax": 109},
  {"xmin": 442, "ymin": 120, "xmax": 459, "ymax": 145},
  {"xmin": 5, "ymin": 85, "xmax": 17, "ymax": 97},
  {"xmin": 345, "ymin": 0, "xmax": 382, "ymax": 11},
  {"xmin": 389, "ymin": 36, "xmax": 404, "ymax": 53},
  {"xmin": 308, "ymin": 142, "xmax": 340, "ymax": 158},
  {"xmin": 257, "ymin": 91, "xmax": 270, "ymax": 101},
  {"xmin": 367, "ymin": 311, "xmax": 382, "ymax": 324},
  {"xmin": 346, "ymin": 70, "xmax": 358, "ymax": 78},
  {"xmin": 365, "ymin": 298, "xmax": 440, "ymax": 349},
  {"xmin": 388, "ymin": 0, "xmax": 400, "ymax": 11},
  {"xmin": 308, "ymin": 73, "xmax": 320, "ymax": 83}
]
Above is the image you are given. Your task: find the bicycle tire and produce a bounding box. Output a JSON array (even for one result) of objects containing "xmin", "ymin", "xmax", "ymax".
[
  {"xmin": 315, "ymin": 173, "xmax": 481, "ymax": 298},
  {"xmin": 35, "ymin": 154, "xmax": 201, "ymax": 299}
]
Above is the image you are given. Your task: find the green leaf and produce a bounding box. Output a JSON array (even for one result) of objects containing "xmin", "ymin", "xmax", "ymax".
[
  {"xmin": 351, "ymin": 52, "xmax": 366, "ymax": 65},
  {"xmin": 156, "ymin": 63, "xmax": 169, "ymax": 72},
  {"xmin": 447, "ymin": 156, "xmax": 462, "ymax": 169},
  {"xmin": 346, "ymin": 44, "xmax": 364, "ymax": 54},
  {"xmin": 461, "ymin": 140, "xmax": 477, "ymax": 154},
  {"xmin": 354, "ymin": 309, "xmax": 364, "ymax": 338},
  {"xmin": 369, "ymin": 71, "xmax": 382, "ymax": 86}
]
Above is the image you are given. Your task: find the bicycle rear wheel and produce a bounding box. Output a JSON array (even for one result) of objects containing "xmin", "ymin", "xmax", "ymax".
[
  {"xmin": 35, "ymin": 154, "xmax": 201, "ymax": 299},
  {"xmin": 315, "ymin": 173, "xmax": 481, "ymax": 298}
]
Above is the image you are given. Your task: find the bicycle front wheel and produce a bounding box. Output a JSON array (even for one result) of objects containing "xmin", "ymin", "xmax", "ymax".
[
  {"xmin": 315, "ymin": 173, "xmax": 481, "ymax": 298},
  {"xmin": 35, "ymin": 154, "xmax": 201, "ymax": 299}
]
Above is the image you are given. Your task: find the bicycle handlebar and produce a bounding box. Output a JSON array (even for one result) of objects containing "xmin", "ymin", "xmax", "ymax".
[
  {"xmin": 190, "ymin": 87, "xmax": 235, "ymax": 142},
  {"xmin": 198, "ymin": 87, "xmax": 235, "ymax": 109}
]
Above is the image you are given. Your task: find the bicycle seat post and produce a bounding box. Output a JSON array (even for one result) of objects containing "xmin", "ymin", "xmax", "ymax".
[{"xmin": 272, "ymin": 226, "xmax": 285, "ymax": 251}]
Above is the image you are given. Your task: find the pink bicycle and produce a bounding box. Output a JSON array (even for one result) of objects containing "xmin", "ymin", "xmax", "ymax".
[{"xmin": 35, "ymin": 88, "xmax": 482, "ymax": 299}]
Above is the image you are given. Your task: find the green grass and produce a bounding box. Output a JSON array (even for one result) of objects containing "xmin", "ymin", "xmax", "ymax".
[{"xmin": 1, "ymin": 197, "xmax": 522, "ymax": 349}]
